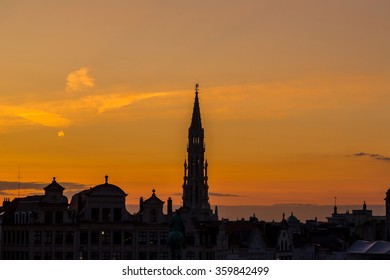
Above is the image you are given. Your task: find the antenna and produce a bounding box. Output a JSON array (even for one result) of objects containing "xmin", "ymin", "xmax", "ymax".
[{"xmin": 17, "ymin": 165, "xmax": 21, "ymax": 198}]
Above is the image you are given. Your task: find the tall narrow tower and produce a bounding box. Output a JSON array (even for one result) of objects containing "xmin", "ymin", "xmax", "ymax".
[{"xmin": 182, "ymin": 84, "xmax": 215, "ymax": 221}]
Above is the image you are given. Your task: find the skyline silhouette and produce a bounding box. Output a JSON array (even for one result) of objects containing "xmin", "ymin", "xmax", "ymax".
[{"xmin": 1, "ymin": 85, "xmax": 390, "ymax": 260}]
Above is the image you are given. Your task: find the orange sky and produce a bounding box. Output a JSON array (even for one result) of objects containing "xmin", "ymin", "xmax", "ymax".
[{"xmin": 1, "ymin": 1, "xmax": 390, "ymax": 209}]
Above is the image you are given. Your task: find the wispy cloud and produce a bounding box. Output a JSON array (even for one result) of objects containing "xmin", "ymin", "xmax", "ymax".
[
  {"xmin": 0, "ymin": 89, "xmax": 171, "ymax": 132},
  {"xmin": 2, "ymin": 73, "xmax": 388, "ymax": 133},
  {"xmin": 83, "ymin": 92, "xmax": 168, "ymax": 114},
  {"xmin": 171, "ymin": 192, "xmax": 243, "ymax": 198},
  {"xmin": 0, "ymin": 105, "xmax": 70, "ymax": 128},
  {"xmin": 0, "ymin": 181, "xmax": 87, "ymax": 191},
  {"xmin": 348, "ymin": 152, "xmax": 390, "ymax": 161},
  {"xmin": 66, "ymin": 67, "xmax": 95, "ymax": 92},
  {"xmin": 272, "ymin": 203, "xmax": 318, "ymax": 207},
  {"xmin": 209, "ymin": 192, "xmax": 243, "ymax": 197}
]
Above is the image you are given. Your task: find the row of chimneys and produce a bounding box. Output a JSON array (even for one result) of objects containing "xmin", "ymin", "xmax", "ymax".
[
  {"xmin": 2, "ymin": 198, "xmax": 11, "ymax": 209},
  {"xmin": 139, "ymin": 197, "xmax": 173, "ymax": 215}
]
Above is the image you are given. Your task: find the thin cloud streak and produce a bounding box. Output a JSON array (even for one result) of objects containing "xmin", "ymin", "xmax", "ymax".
[
  {"xmin": 0, "ymin": 181, "xmax": 87, "ymax": 191},
  {"xmin": 171, "ymin": 192, "xmax": 242, "ymax": 198},
  {"xmin": 209, "ymin": 192, "xmax": 243, "ymax": 197},
  {"xmin": 0, "ymin": 105, "xmax": 70, "ymax": 128},
  {"xmin": 348, "ymin": 152, "xmax": 390, "ymax": 162},
  {"xmin": 85, "ymin": 92, "xmax": 168, "ymax": 114},
  {"xmin": 0, "ymin": 90, "xmax": 172, "ymax": 131}
]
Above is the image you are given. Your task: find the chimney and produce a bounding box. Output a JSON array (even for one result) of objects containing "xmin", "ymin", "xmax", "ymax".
[
  {"xmin": 167, "ymin": 197, "xmax": 172, "ymax": 215},
  {"xmin": 2, "ymin": 198, "xmax": 11, "ymax": 210},
  {"xmin": 139, "ymin": 197, "xmax": 144, "ymax": 213}
]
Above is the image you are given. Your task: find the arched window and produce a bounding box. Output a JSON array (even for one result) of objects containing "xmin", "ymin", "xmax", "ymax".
[
  {"xmin": 21, "ymin": 212, "xmax": 26, "ymax": 224},
  {"xmin": 28, "ymin": 212, "xmax": 33, "ymax": 224}
]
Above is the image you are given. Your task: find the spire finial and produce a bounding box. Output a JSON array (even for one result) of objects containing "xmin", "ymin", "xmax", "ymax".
[
  {"xmin": 152, "ymin": 188, "xmax": 156, "ymax": 194},
  {"xmin": 53, "ymin": 177, "xmax": 56, "ymax": 182},
  {"xmin": 105, "ymin": 175, "xmax": 108, "ymax": 184},
  {"xmin": 195, "ymin": 83, "xmax": 199, "ymax": 95}
]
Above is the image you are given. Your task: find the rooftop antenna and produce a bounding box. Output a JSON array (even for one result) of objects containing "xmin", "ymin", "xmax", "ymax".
[{"xmin": 17, "ymin": 165, "xmax": 21, "ymax": 198}]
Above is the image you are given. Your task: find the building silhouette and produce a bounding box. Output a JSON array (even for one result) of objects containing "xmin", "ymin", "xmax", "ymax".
[
  {"xmin": 1, "ymin": 85, "xmax": 390, "ymax": 259},
  {"xmin": 180, "ymin": 84, "xmax": 217, "ymax": 222}
]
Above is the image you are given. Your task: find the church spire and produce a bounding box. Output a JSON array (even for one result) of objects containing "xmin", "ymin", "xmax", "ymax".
[
  {"xmin": 182, "ymin": 84, "xmax": 214, "ymax": 221},
  {"xmin": 190, "ymin": 83, "xmax": 202, "ymax": 130}
]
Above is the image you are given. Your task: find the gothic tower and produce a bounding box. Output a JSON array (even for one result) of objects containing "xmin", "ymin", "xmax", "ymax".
[{"xmin": 182, "ymin": 84, "xmax": 216, "ymax": 221}]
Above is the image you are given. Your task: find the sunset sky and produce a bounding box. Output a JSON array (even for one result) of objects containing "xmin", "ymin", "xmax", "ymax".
[{"xmin": 1, "ymin": 1, "xmax": 390, "ymax": 212}]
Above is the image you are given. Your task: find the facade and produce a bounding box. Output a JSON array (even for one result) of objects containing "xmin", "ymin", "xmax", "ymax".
[
  {"xmin": 1, "ymin": 85, "xmax": 390, "ymax": 260},
  {"xmin": 0, "ymin": 178, "xmax": 77, "ymax": 259},
  {"xmin": 327, "ymin": 201, "xmax": 386, "ymax": 241}
]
